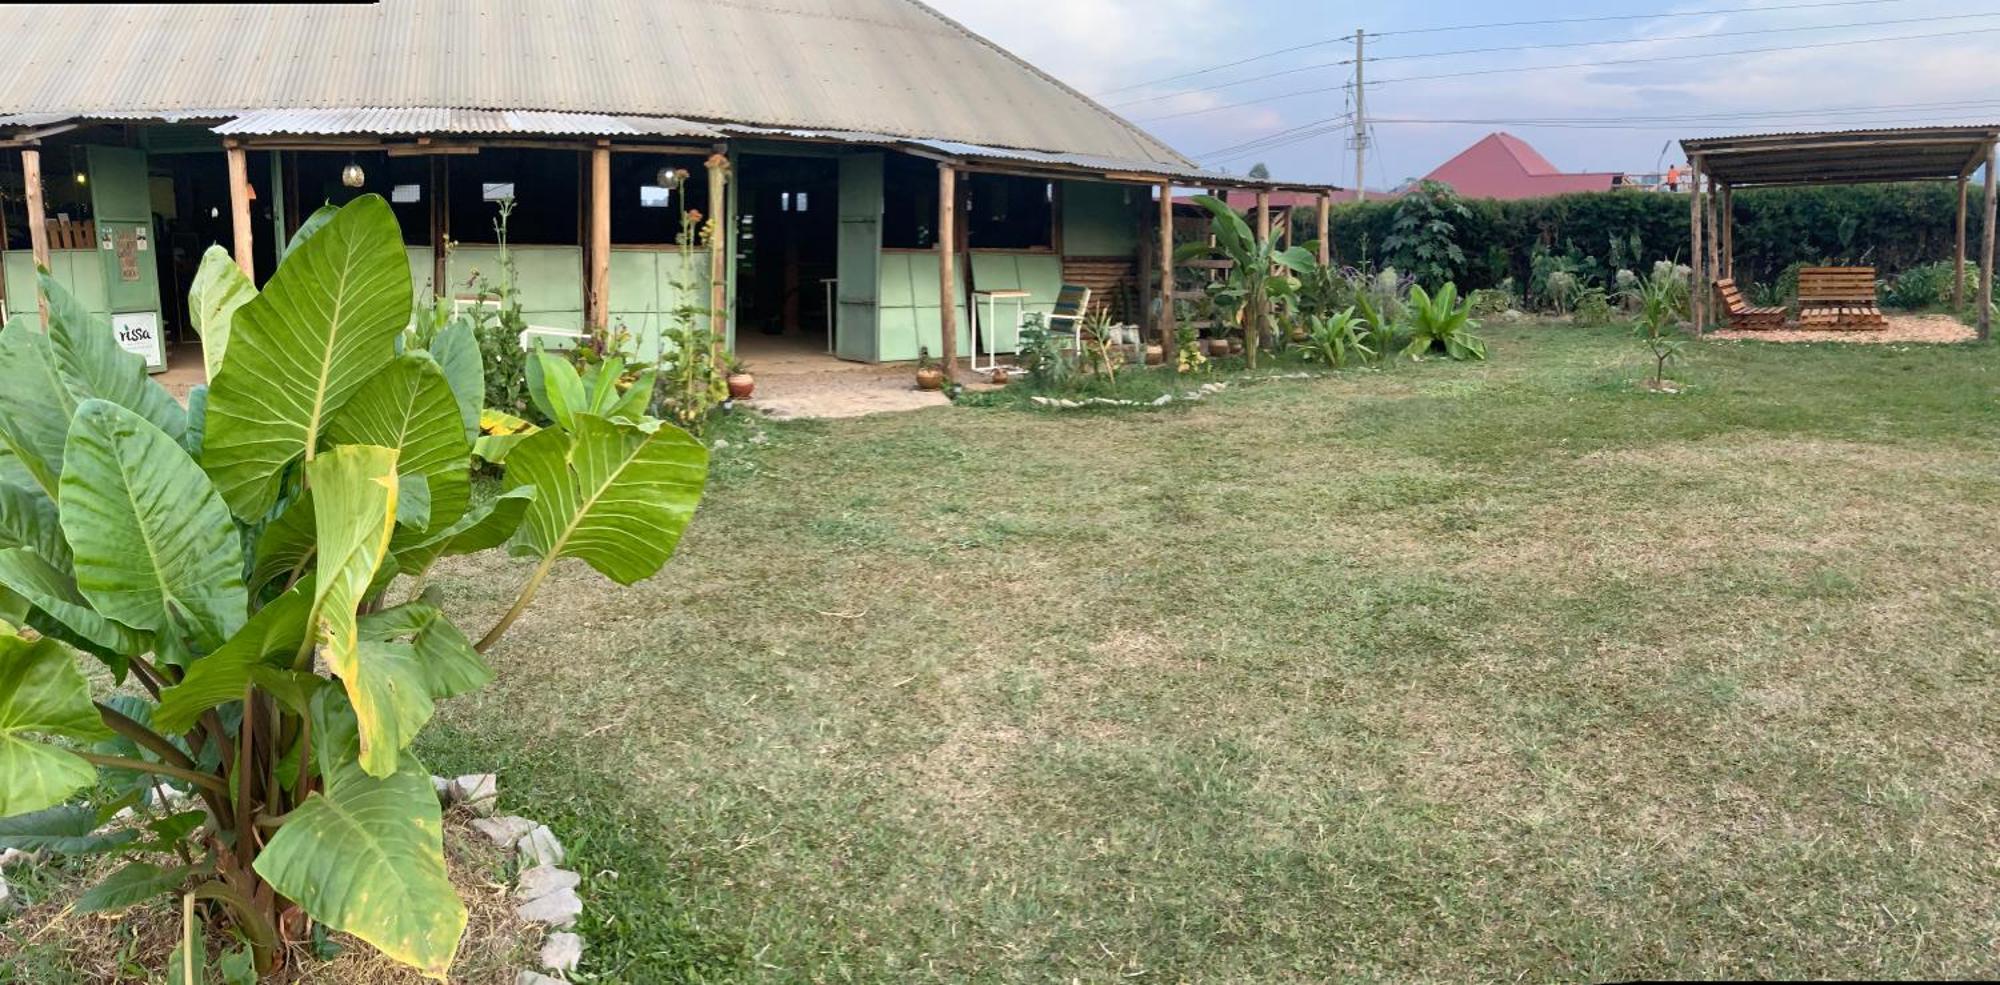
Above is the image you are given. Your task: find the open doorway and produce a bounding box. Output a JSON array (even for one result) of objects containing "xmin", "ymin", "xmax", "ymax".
[{"xmin": 734, "ymin": 153, "xmax": 838, "ymax": 361}]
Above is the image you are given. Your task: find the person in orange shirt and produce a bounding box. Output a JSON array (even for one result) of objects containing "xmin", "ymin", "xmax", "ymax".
[{"xmin": 1665, "ymin": 164, "xmax": 1682, "ymax": 192}]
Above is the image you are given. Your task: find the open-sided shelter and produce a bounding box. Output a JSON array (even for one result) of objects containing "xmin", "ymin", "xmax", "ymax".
[
  {"xmin": 1679, "ymin": 125, "xmax": 1999, "ymax": 339},
  {"xmin": 0, "ymin": 0, "xmax": 1333, "ymax": 376}
]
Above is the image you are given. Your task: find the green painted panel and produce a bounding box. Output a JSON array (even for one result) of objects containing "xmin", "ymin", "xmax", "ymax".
[
  {"xmin": 1, "ymin": 252, "xmax": 34, "ymax": 317},
  {"xmin": 968, "ymin": 254, "xmax": 1062, "ymax": 353},
  {"xmin": 1062, "ymin": 180, "xmax": 1142, "ymax": 256},
  {"xmin": 86, "ymin": 147, "xmax": 162, "ymax": 321},
  {"xmin": 836, "ymin": 153, "xmax": 883, "ymax": 362},
  {"xmin": 875, "ymin": 251, "xmax": 968, "ymax": 363},
  {"xmin": 50, "ymin": 250, "xmax": 109, "ymax": 314},
  {"xmin": 447, "ymin": 246, "xmax": 582, "ymax": 323},
  {"xmin": 609, "ymin": 251, "xmax": 659, "ymax": 312},
  {"xmin": 406, "ymin": 247, "xmax": 436, "ymax": 300},
  {"xmin": 87, "ymin": 147, "xmax": 152, "ymax": 221}
]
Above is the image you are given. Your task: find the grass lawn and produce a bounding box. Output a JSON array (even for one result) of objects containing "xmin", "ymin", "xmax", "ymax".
[{"xmin": 419, "ymin": 323, "xmax": 2000, "ymax": 982}]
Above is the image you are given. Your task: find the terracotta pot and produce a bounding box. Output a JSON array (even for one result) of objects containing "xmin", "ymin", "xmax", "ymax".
[
  {"xmin": 989, "ymin": 367, "xmax": 1011, "ymax": 385},
  {"xmin": 915, "ymin": 367, "xmax": 945, "ymax": 391},
  {"xmin": 726, "ymin": 373, "xmax": 755, "ymax": 401},
  {"xmin": 1228, "ymin": 338, "xmax": 1245, "ymax": 355},
  {"xmin": 1144, "ymin": 344, "xmax": 1165, "ymax": 366}
]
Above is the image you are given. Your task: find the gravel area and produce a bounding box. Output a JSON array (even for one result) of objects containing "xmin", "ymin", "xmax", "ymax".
[{"xmin": 1709, "ymin": 313, "xmax": 1976, "ymax": 344}]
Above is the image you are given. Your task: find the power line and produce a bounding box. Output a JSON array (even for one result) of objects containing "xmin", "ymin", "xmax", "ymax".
[
  {"xmin": 1110, "ymin": 11, "xmax": 1996, "ymax": 109},
  {"xmin": 1369, "ymin": 0, "xmax": 1903, "ymax": 36},
  {"xmin": 1138, "ymin": 25, "xmax": 2000, "ymax": 122},
  {"xmin": 1095, "ymin": 0, "xmax": 1908, "ymax": 101}
]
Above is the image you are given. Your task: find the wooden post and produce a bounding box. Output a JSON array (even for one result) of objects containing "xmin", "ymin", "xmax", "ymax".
[
  {"xmin": 936, "ymin": 163, "xmax": 958, "ymax": 381},
  {"xmin": 705, "ymin": 151, "xmax": 729, "ymax": 354},
  {"xmin": 20, "ymin": 148, "xmax": 48, "ymax": 327},
  {"xmin": 225, "ymin": 142, "xmax": 254, "ymax": 279},
  {"xmin": 431, "ymin": 156, "xmax": 449, "ymax": 299},
  {"xmin": 1981, "ymin": 142, "xmax": 1996, "ymax": 342},
  {"xmin": 588, "ymin": 142, "xmax": 611, "ymax": 333},
  {"xmin": 1955, "ymin": 173, "xmax": 1969, "ymax": 310},
  {"xmin": 1316, "ymin": 191, "xmax": 1331, "ymax": 265},
  {"xmin": 1704, "ymin": 180, "xmax": 1720, "ymax": 299},
  {"xmin": 1720, "ymin": 184, "xmax": 1733, "ymax": 280},
  {"xmin": 1255, "ymin": 190, "xmax": 1271, "ymax": 244},
  {"xmin": 1159, "ymin": 180, "xmax": 1175, "ymax": 367},
  {"xmin": 1688, "ymin": 157, "xmax": 1704, "ymax": 333}
]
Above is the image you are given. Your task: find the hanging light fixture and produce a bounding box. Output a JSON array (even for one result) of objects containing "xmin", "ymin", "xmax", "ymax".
[
  {"xmin": 341, "ymin": 157, "xmax": 366, "ymax": 189},
  {"xmin": 74, "ymin": 170, "xmax": 87, "ymax": 186}
]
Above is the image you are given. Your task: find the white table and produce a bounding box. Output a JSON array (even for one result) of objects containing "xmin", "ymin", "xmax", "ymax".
[{"xmin": 972, "ymin": 289, "xmax": 1031, "ymax": 372}]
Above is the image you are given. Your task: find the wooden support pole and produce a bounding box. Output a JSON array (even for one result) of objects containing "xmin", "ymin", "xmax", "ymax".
[
  {"xmin": 1955, "ymin": 173, "xmax": 1969, "ymax": 310},
  {"xmin": 1688, "ymin": 157, "xmax": 1704, "ymax": 333},
  {"xmin": 705, "ymin": 151, "xmax": 730, "ymax": 354},
  {"xmin": 1316, "ymin": 192, "xmax": 1331, "ymax": 266},
  {"xmin": 936, "ymin": 163, "xmax": 958, "ymax": 381},
  {"xmin": 1981, "ymin": 143, "xmax": 1996, "ymax": 341},
  {"xmin": 1159, "ymin": 181, "xmax": 1176, "ymax": 367},
  {"xmin": 1720, "ymin": 184, "xmax": 1733, "ymax": 280},
  {"xmin": 588, "ymin": 142, "xmax": 611, "ymax": 334},
  {"xmin": 1255, "ymin": 190, "xmax": 1271, "ymax": 243},
  {"xmin": 431, "ymin": 156, "xmax": 448, "ymax": 299},
  {"xmin": 1705, "ymin": 180, "xmax": 1720, "ymax": 298},
  {"xmin": 20, "ymin": 147, "xmax": 48, "ymax": 327},
  {"xmin": 226, "ymin": 142, "xmax": 254, "ymax": 280}
]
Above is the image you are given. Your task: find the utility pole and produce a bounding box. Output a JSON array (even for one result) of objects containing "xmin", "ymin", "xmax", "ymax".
[{"xmin": 1351, "ymin": 28, "xmax": 1367, "ymax": 202}]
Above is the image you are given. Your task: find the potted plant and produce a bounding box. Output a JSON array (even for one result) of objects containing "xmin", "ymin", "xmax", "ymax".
[
  {"xmin": 915, "ymin": 346, "xmax": 945, "ymax": 390},
  {"xmin": 725, "ymin": 356, "xmax": 755, "ymax": 400}
]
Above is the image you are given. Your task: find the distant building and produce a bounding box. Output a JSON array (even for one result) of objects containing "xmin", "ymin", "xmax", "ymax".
[{"xmin": 1422, "ymin": 132, "xmax": 1626, "ymax": 200}]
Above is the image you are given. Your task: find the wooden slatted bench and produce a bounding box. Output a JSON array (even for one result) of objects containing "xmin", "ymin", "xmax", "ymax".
[
  {"xmin": 1714, "ymin": 278, "xmax": 1786, "ymax": 329},
  {"xmin": 1797, "ymin": 266, "xmax": 1887, "ymax": 329}
]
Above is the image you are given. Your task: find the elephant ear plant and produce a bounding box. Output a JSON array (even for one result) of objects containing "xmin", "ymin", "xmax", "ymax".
[{"xmin": 0, "ymin": 195, "xmax": 708, "ymax": 979}]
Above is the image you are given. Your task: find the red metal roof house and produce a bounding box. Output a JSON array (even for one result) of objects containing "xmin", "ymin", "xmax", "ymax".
[{"xmin": 1423, "ymin": 132, "xmax": 1624, "ymax": 200}]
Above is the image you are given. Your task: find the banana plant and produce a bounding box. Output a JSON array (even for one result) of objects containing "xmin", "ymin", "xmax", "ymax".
[
  {"xmin": 0, "ymin": 194, "xmax": 708, "ymax": 980},
  {"xmin": 1175, "ymin": 195, "xmax": 1317, "ymax": 370}
]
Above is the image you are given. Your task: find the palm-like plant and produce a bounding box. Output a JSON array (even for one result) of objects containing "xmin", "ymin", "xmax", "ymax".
[
  {"xmin": 1299, "ymin": 307, "xmax": 1372, "ymax": 368},
  {"xmin": 1625, "ymin": 269, "xmax": 1691, "ymax": 389},
  {"xmin": 1176, "ymin": 195, "xmax": 1317, "ymax": 369},
  {"xmin": 1402, "ymin": 283, "xmax": 1488, "ymax": 361}
]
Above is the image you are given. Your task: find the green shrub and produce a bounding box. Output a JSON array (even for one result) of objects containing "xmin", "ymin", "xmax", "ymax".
[{"xmin": 1572, "ymin": 287, "xmax": 1616, "ymax": 326}]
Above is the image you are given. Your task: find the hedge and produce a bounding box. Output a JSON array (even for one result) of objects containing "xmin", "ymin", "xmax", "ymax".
[{"xmin": 1314, "ymin": 182, "xmax": 1990, "ymax": 291}]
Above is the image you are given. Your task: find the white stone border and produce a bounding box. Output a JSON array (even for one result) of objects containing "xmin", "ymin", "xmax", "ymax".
[{"xmin": 435, "ymin": 774, "xmax": 586, "ymax": 982}]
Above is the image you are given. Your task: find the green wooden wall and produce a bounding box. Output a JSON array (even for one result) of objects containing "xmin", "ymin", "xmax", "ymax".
[
  {"xmin": 1062, "ymin": 180, "xmax": 1143, "ymax": 256},
  {"xmin": 2, "ymin": 249, "xmax": 108, "ymax": 321}
]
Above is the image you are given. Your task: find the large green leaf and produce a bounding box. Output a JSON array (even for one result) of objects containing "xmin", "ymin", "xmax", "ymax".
[
  {"xmin": 305, "ymin": 445, "xmax": 417, "ymax": 777},
  {"xmin": 0, "ymin": 320, "xmax": 81, "ymax": 497},
  {"xmin": 39, "ymin": 271, "xmax": 187, "ymax": 442},
  {"xmin": 76, "ymin": 860, "xmax": 201, "ymax": 914},
  {"xmin": 0, "ymin": 481, "xmax": 68, "ymax": 567},
  {"xmin": 360, "ymin": 599, "xmax": 492, "ymax": 699},
  {"xmin": 187, "ymin": 246, "xmax": 258, "ymax": 380},
  {"xmin": 0, "ymin": 630, "xmax": 111, "ymax": 817},
  {"xmin": 0, "ymin": 548, "xmax": 148, "ymax": 673},
  {"xmin": 60, "ymin": 400, "xmax": 246, "ymax": 657},
  {"xmin": 249, "ymin": 491, "xmax": 317, "ymax": 595},
  {"xmin": 391, "ymin": 486, "xmax": 534, "ymax": 577},
  {"xmin": 203, "ymin": 195, "xmax": 413, "ymax": 519},
  {"xmin": 325, "ymin": 354, "xmax": 471, "ymax": 535},
  {"xmin": 154, "ymin": 584, "xmax": 311, "ymax": 733},
  {"xmin": 427, "ymin": 319, "xmax": 484, "ymax": 442},
  {"xmin": 253, "ymin": 690, "xmax": 465, "ymax": 978},
  {"xmin": 507, "ymin": 415, "xmax": 708, "ymax": 585},
  {"xmin": 0, "ymin": 804, "xmax": 139, "ymax": 854}
]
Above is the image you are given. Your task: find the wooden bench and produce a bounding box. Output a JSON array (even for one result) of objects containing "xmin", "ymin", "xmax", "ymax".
[
  {"xmin": 1797, "ymin": 266, "xmax": 1887, "ymax": 329},
  {"xmin": 1714, "ymin": 278, "xmax": 1786, "ymax": 329}
]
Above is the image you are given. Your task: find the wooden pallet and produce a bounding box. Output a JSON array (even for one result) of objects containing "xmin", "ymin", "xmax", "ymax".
[
  {"xmin": 1797, "ymin": 266, "xmax": 1887, "ymax": 329},
  {"xmin": 1714, "ymin": 278, "xmax": 1786, "ymax": 328}
]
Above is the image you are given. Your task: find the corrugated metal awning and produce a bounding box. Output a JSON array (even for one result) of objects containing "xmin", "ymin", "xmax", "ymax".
[{"xmin": 214, "ymin": 108, "xmax": 724, "ymax": 139}]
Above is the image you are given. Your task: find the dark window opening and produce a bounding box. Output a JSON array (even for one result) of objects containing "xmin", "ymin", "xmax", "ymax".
[
  {"xmin": 882, "ymin": 153, "xmax": 939, "ymax": 249},
  {"xmin": 291, "ymin": 151, "xmax": 431, "ymax": 246},
  {"xmin": 610, "ymin": 153, "xmax": 711, "ymax": 245},
  {"xmin": 445, "ymin": 148, "xmax": 580, "ymax": 245},
  {"xmin": 964, "ymin": 173, "xmax": 1054, "ymax": 250}
]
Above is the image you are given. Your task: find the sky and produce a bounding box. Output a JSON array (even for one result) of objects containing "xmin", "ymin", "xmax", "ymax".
[{"xmin": 926, "ymin": 0, "xmax": 1999, "ymax": 189}]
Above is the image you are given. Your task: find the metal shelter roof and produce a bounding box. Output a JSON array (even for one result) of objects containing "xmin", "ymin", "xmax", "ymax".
[
  {"xmin": 0, "ymin": 0, "xmax": 1188, "ymax": 169},
  {"xmin": 1680, "ymin": 125, "xmax": 2000, "ymax": 187}
]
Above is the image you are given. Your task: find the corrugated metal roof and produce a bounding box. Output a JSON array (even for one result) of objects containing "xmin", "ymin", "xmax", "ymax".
[
  {"xmin": 213, "ymin": 108, "xmax": 724, "ymax": 139},
  {"xmin": 0, "ymin": 0, "xmax": 1190, "ymax": 168},
  {"xmin": 1681, "ymin": 124, "xmax": 2000, "ymax": 187}
]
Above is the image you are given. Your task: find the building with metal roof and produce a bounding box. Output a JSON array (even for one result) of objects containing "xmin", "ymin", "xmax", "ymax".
[
  {"xmin": 1422, "ymin": 133, "xmax": 1624, "ymax": 201},
  {"xmin": 0, "ymin": 0, "xmax": 1333, "ymax": 372}
]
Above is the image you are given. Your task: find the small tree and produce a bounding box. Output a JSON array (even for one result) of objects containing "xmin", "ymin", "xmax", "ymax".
[
  {"xmin": 1382, "ymin": 180, "xmax": 1469, "ymax": 291},
  {"xmin": 1627, "ymin": 268, "xmax": 1691, "ymax": 389},
  {"xmin": 0, "ymin": 195, "xmax": 708, "ymax": 978},
  {"xmin": 1177, "ymin": 195, "xmax": 1316, "ymax": 370}
]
